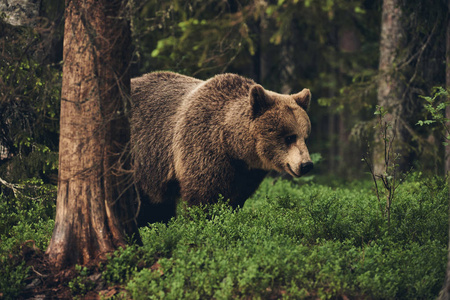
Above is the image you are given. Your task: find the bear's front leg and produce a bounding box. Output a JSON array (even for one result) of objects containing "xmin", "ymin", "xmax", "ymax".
[
  {"xmin": 177, "ymin": 159, "xmax": 267, "ymax": 208},
  {"xmin": 176, "ymin": 159, "xmax": 234, "ymax": 207}
]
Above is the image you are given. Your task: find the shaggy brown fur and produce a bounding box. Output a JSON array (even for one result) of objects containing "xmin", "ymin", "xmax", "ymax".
[{"xmin": 131, "ymin": 71, "xmax": 313, "ymax": 225}]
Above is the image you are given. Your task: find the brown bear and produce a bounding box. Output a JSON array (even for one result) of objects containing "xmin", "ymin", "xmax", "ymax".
[{"xmin": 131, "ymin": 71, "xmax": 313, "ymax": 225}]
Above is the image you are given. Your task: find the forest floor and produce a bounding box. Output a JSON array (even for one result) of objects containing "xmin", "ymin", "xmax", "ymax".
[
  {"xmin": 2, "ymin": 175, "xmax": 448, "ymax": 299},
  {"xmin": 12, "ymin": 243, "xmax": 72, "ymax": 299},
  {"xmin": 14, "ymin": 244, "xmax": 121, "ymax": 299}
]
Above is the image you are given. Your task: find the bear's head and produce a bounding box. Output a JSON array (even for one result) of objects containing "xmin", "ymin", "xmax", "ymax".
[{"xmin": 249, "ymin": 85, "xmax": 313, "ymax": 177}]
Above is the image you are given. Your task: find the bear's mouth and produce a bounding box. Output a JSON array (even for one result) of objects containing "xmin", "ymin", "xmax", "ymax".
[{"xmin": 286, "ymin": 163, "xmax": 301, "ymax": 177}]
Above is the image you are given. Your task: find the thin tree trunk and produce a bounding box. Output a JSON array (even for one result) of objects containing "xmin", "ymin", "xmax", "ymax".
[
  {"xmin": 337, "ymin": 112, "xmax": 347, "ymax": 174},
  {"xmin": 374, "ymin": 0, "xmax": 405, "ymax": 175},
  {"xmin": 46, "ymin": 0, "xmax": 140, "ymax": 268},
  {"xmin": 439, "ymin": 2, "xmax": 450, "ymax": 298},
  {"xmin": 328, "ymin": 112, "xmax": 336, "ymax": 173},
  {"xmin": 280, "ymin": 44, "xmax": 294, "ymax": 95},
  {"xmin": 446, "ymin": 1, "xmax": 450, "ymax": 176}
]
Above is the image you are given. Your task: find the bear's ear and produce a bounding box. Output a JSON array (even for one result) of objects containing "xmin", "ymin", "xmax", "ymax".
[
  {"xmin": 250, "ymin": 85, "xmax": 273, "ymax": 117},
  {"xmin": 292, "ymin": 88, "xmax": 311, "ymax": 111}
]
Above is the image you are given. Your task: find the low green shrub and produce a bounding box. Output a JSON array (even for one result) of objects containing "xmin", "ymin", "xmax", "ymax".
[
  {"xmin": 0, "ymin": 254, "xmax": 29, "ymax": 300},
  {"xmin": 68, "ymin": 265, "xmax": 96, "ymax": 297},
  {"xmin": 102, "ymin": 245, "xmax": 144, "ymax": 284},
  {"xmin": 0, "ymin": 174, "xmax": 447, "ymax": 299},
  {"xmin": 0, "ymin": 179, "xmax": 56, "ymax": 299},
  {"xmin": 124, "ymin": 174, "xmax": 447, "ymax": 299},
  {"xmin": 0, "ymin": 179, "xmax": 56, "ymax": 253}
]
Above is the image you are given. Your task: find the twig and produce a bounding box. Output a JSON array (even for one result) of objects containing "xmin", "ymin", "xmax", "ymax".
[
  {"xmin": 31, "ymin": 266, "xmax": 49, "ymax": 278},
  {"xmin": 362, "ymin": 154, "xmax": 384, "ymax": 217},
  {"xmin": 400, "ymin": 19, "xmax": 438, "ymax": 103},
  {"xmin": 0, "ymin": 177, "xmax": 43, "ymax": 200},
  {"xmin": 0, "ymin": 177, "xmax": 21, "ymax": 198}
]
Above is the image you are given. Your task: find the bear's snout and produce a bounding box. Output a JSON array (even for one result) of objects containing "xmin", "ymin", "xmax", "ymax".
[{"xmin": 300, "ymin": 161, "xmax": 313, "ymax": 175}]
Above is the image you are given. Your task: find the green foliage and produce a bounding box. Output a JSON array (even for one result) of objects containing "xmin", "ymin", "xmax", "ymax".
[
  {"xmin": 132, "ymin": 0, "xmax": 259, "ymax": 78},
  {"xmin": 0, "ymin": 179, "xmax": 56, "ymax": 254},
  {"xmin": 102, "ymin": 245, "xmax": 143, "ymax": 284},
  {"xmin": 123, "ymin": 175, "xmax": 446, "ymax": 299},
  {"xmin": 0, "ymin": 14, "xmax": 62, "ymax": 183},
  {"xmin": 389, "ymin": 173, "xmax": 448, "ymax": 245},
  {"xmin": 69, "ymin": 265, "xmax": 96, "ymax": 297},
  {"xmin": 0, "ymin": 180, "xmax": 56, "ymax": 299},
  {"xmin": 362, "ymin": 105, "xmax": 409, "ymax": 231},
  {"xmin": 0, "ymin": 255, "xmax": 29, "ymax": 300},
  {"xmin": 417, "ymin": 87, "xmax": 450, "ymax": 144},
  {"xmin": 249, "ymin": 179, "xmax": 382, "ymax": 244},
  {"xmin": 355, "ymin": 240, "xmax": 446, "ymax": 298},
  {"xmin": 132, "ymin": 0, "xmax": 380, "ymax": 95},
  {"xmin": 0, "ymin": 175, "xmax": 446, "ymax": 298}
]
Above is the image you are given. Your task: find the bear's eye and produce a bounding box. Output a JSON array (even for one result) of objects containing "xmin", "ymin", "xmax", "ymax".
[{"xmin": 285, "ymin": 134, "xmax": 297, "ymax": 145}]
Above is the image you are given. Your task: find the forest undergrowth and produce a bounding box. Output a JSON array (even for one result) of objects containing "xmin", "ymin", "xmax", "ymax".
[{"xmin": 0, "ymin": 173, "xmax": 448, "ymax": 299}]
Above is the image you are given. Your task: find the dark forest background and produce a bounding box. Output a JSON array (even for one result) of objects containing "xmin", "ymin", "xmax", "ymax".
[{"xmin": 0, "ymin": 0, "xmax": 448, "ymax": 184}]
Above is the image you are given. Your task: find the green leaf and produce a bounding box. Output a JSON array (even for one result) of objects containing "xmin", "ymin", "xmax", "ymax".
[
  {"xmin": 151, "ymin": 49, "xmax": 160, "ymax": 57},
  {"xmin": 354, "ymin": 6, "xmax": 366, "ymax": 14}
]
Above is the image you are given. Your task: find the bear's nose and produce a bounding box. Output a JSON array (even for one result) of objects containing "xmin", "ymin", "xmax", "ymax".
[{"xmin": 300, "ymin": 162, "xmax": 313, "ymax": 175}]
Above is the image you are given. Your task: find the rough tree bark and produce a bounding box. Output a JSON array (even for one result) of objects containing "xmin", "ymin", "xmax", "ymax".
[
  {"xmin": 45, "ymin": 0, "xmax": 140, "ymax": 268},
  {"xmin": 439, "ymin": 2, "xmax": 450, "ymax": 298},
  {"xmin": 374, "ymin": 0, "xmax": 405, "ymax": 175}
]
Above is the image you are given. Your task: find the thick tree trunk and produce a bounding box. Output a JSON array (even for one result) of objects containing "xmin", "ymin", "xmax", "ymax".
[
  {"xmin": 374, "ymin": 0, "xmax": 405, "ymax": 175},
  {"xmin": 46, "ymin": 0, "xmax": 140, "ymax": 268},
  {"xmin": 439, "ymin": 2, "xmax": 450, "ymax": 298}
]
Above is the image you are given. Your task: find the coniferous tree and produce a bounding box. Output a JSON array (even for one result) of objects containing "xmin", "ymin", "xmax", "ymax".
[
  {"xmin": 374, "ymin": 0, "xmax": 406, "ymax": 175},
  {"xmin": 46, "ymin": 0, "xmax": 140, "ymax": 268},
  {"xmin": 440, "ymin": 1, "xmax": 450, "ymax": 298}
]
